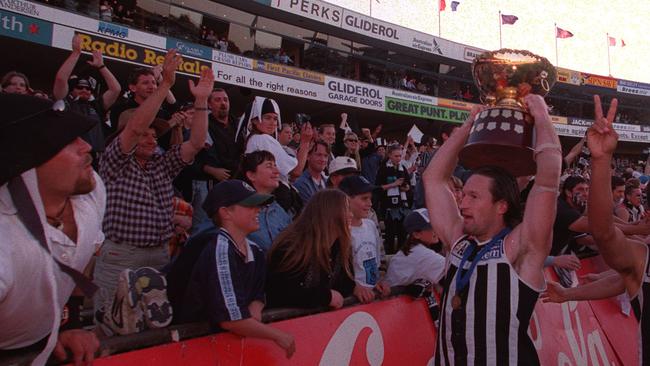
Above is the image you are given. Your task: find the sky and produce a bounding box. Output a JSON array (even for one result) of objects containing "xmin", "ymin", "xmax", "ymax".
[{"xmin": 326, "ymin": 0, "xmax": 650, "ymax": 83}]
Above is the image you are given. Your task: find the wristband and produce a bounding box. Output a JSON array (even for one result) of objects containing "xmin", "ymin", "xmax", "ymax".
[
  {"xmin": 97, "ymin": 64, "xmax": 106, "ymax": 70},
  {"xmin": 60, "ymin": 296, "xmax": 84, "ymax": 330},
  {"xmin": 534, "ymin": 143, "xmax": 562, "ymax": 156}
]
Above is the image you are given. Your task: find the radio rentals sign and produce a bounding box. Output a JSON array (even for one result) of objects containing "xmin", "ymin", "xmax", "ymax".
[{"xmin": 76, "ymin": 32, "xmax": 211, "ymax": 76}]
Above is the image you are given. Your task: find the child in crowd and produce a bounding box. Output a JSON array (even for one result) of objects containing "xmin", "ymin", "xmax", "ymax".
[
  {"xmin": 384, "ymin": 208, "xmax": 446, "ymax": 287},
  {"xmin": 339, "ymin": 176, "xmax": 391, "ymax": 303},
  {"xmin": 180, "ymin": 180, "xmax": 295, "ymax": 358},
  {"xmin": 266, "ymin": 189, "xmax": 355, "ymax": 309}
]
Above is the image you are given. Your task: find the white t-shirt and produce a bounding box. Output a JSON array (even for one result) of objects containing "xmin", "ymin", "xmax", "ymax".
[
  {"xmin": 350, "ymin": 219, "xmax": 382, "ymax": 287},
  {"xmin": 0, "ymin": 170, "xmax": 105, "ymax": 351},
  {"xmin": 246, "ymin": 134, "xmax": 297, "ymax": 182},
  {"xmin": 385, "ymin": 243, "xmax": 445, "ymax": 287}
]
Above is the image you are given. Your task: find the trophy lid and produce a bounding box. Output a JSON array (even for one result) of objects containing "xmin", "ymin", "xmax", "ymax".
[{"xmin": 472, "ymin": 49, "xmax": 557, "ymax": 106}]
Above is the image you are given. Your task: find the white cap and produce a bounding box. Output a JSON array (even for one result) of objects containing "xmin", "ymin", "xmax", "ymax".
[{"xmin": 329, "ymin": 156, "xmax": 359, "ymax": 175}]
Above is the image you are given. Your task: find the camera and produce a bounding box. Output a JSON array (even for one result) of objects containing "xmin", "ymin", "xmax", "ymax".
[{"xmin": 295, "ymin": 113, "xmax": 311, "ymax": 128}]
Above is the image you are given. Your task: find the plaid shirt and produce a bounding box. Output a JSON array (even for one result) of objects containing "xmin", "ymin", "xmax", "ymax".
[{"xmin": 99, "ymin": 136, "xmax": 188, "ymax": 247}]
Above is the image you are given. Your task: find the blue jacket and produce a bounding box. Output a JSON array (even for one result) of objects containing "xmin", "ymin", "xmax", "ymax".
[
  {"xmin": 248, "ymin": 201, "xmax": 291, "ymax": 251},
  {"xmin": 293, "ymin": 170, "xmax": 327, "ymax": 205}
]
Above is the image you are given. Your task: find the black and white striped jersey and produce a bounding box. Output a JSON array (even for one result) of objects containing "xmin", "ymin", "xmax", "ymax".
[
  {"xmin": 631, "ymin": 246, "xmax": 650, "ymax": 366},
  {"xmin": 435, "ymin": 235, "xmax": 542, "ymax": 366}
]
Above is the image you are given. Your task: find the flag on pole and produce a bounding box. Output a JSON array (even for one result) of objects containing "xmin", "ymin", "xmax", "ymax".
[
  {"xmin": 500, "ymin": 14, "xmax": 518, "ymax": 25},
  {"xmin": 556, "ymin": 27, "xmax": 574, "ymax": 39},
  {"xmin": 608, "ymin": 36, "xmax": 616, "ymax": 46},
  {"xmin": 439, "ymin": 0, "xmax": 446, "ymax": 11},
  {"xmin": 451, "ymin": 1, "xmax": 460, "ymax": 11},
  {"xmin": 622, "ymin": 39, "xmax": 626, "ymax": 47}
]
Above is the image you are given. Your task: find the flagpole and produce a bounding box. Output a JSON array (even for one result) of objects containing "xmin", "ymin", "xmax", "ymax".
[
  {"xmin": 499, "ymin": 10, "xmax": 503, "ymax": 48},
  {"xmin": 438, "ymin": 2, "xmax": 442, "ymax": 36},
  {"xmin": 606, "ymin": 32, "xmax": 612, "ymax": 76},
  {"xmin": 554, "ymin": 23, "xmax": 559, "ymax": 66}
]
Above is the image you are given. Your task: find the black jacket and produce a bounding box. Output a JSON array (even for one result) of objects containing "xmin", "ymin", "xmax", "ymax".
[{"xmin": 265, "ymin": 240, "xmax": 355, "ymax": 308}]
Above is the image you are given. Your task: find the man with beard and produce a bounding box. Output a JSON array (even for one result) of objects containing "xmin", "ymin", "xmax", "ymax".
[
  {"xmin": 0, "ymin": 94, "xmax": 105, "ymax": 365},
  {"xmin": 53, "ymin": 34, "xmax": 121, "ymax": 162},
  {"xmin": 190, "ymin": 88, "xmax": 242, "ymax": 230},
  {"xmin": 423, "ymin": 95, "xmax": 562, "ymax": 365}
]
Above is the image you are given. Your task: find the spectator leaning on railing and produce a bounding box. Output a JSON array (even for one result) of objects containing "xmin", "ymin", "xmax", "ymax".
[
  {"xmin": 0, "ymin": 94, "xmax": 104, "ymax": 365},
  {"xmin": 93, "ymin": 50, "xmax": 214, "ymax": 330}
]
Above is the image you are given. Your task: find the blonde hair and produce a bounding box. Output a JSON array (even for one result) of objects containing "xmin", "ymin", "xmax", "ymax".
[{"xmin": 269, "ymin": 189, "xmax": 352, "ymax": 277}]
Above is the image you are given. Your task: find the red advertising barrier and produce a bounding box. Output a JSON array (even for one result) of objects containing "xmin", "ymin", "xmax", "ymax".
[
  {"xmin": 93, "ymin": 257, "xmax": 639, "ymax": 365},
  {"xmin": 94, "ymin": 297, "xmax": 438, "ymax": 366}
]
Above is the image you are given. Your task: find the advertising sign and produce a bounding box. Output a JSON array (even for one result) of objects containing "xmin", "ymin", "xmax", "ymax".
[
  {"xmin": 75, "ymin": 32, "xmax": 211, "ymax": 76},
  {"xmin": 617, "ymin": 79, "xmax": 650, "ymax": 97},
  {"xmin": 581, "ymin": 73, "xmax": 618, "ymax": 89},
  {"xmin": 0, "ymin": 9, "xmax": 51, "ymax": 45}
]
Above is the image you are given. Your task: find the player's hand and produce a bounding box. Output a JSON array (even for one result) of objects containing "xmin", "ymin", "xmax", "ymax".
[{"xmin": 586, "ymin": 95, "xmax": 618, "ymax": 159}]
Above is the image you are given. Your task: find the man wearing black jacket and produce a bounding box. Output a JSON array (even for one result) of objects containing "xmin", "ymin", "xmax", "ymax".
[{"xmin": 190, "ymin": 88, "xmax": 242, "ymax": 231}]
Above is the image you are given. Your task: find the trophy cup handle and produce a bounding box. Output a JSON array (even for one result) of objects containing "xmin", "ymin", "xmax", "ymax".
[{"xmin": 541, "ymin": 78, "xmax": 550, "ymax": 92}]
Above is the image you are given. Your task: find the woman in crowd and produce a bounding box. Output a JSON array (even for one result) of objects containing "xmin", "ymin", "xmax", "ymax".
[
  {"xmin": 1, "ymin": 71, "xmax": 31, "ymax": 94},
  {"xmin": 342, "ymin": 131, "xmax": 362, "ymax": 170},
  {"xmin": 240, "ymin": 150, "xmax": 292, "ymax": 252},
  {"xmin": 240, "ymin": 96, "xmax": 311, "ymax": 183},
  {"xmin": 240, "ymin": 96, "xmax": 312, "ymax": 216},
  {"xmin": 375, "ymin": 143, "xmax": 411, "ymax": 254},
  {"xmin": 266, "ymin": 189, "xmax": 355, "ymax": 309}
]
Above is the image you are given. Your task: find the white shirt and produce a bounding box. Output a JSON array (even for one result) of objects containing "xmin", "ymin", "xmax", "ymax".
[
  {"xmin": 0, "ymin": 170, "xmax": 105, "ymax": 352},
  {"xmin": 385, "ymin": 244, "xmax": 445, "ymax": 287},
  {"xmin": 246, "ymin": 134, "xmax": 297, "ymax": 183},
  {"xmin": 350, "ymin": 219, "xmax": 382, "ymax": 287}
]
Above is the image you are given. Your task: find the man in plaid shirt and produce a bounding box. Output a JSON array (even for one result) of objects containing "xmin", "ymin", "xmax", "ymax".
[{"xmin": 93, "ymin": 50, "xmax": 215, "ymax": 325}]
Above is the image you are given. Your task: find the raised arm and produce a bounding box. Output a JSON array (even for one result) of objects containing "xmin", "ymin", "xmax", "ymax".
[
  {"xmin": 422, "ymin": 106, "xmax": 481, "ymax": 250},
  {"xmin": 516, "ymin": 95, "xmax": 563, "ymax": 268},
  {"xmin": 180, "ymin": 67, "xmax": 214, "ymax": 163},
  {"xmin": 289, "ymin": 122, "xmax": 314, "ymax": 181},
  {"xmin": 587, "ymin": 95, "xmax": 647, "ymax": 276},
  {"xmin": 119, "ymin": 50, "xmax": 182, "ymax": 153},
  {"xmin": 53, "ymin": 34, "xmax": 82, "ymax": 101},
  {"xmin": 84, "ymin": 50, "xmax": 122, "ymax": 110},
  {"xmin": 563, "ymin": 136, "xmax": 585, "ymax": 167}
]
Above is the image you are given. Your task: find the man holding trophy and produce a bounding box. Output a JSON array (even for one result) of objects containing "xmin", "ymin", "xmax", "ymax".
[{"xmin": 423, "ymin": 50, "xmax": 562, "ymax": 365}]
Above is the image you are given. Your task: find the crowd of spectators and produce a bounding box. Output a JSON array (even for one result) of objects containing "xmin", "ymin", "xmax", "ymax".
[
  {"xmin": 1, "ymin": 35, "xmax": 458, "ymax": 363},
  {"xmin": 5, "ymin": 5, "xmax": 650, "ymax": 365}
]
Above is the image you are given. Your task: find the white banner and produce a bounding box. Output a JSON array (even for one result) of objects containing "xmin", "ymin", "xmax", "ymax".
[{"xmin": 272, "ymin": 0, "xmax": 483, "ymax": 61}]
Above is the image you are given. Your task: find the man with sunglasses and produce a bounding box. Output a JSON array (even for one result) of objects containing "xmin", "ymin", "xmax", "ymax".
[{"xmin": 53, "ymin": 34, "xmax": 121, "ymax": 163}]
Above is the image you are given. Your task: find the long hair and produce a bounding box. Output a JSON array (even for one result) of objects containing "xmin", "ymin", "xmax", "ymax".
[
  {"xmin": 472, "ymin": 166, "xmax": 522, "ymax": 228},
  {"xmin": 268, "ymin": 189, "xmax": 352, "ymax": 277}
]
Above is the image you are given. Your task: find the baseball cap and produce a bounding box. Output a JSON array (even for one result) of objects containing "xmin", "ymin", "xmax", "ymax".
[
  {"xmin": 202, "ymin": 180, "xmax": 274, "ymax": 217},
  {"xmin": 339, "ymin": 175, "xmax": 375, "ymax": 196},
  {"xmin": 403, "ymin": 208, "xmax": 432, "ymax": 233},
  {"xmin": 329, "ymin": 156, "xmax": 359, "ymax": 175}
]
